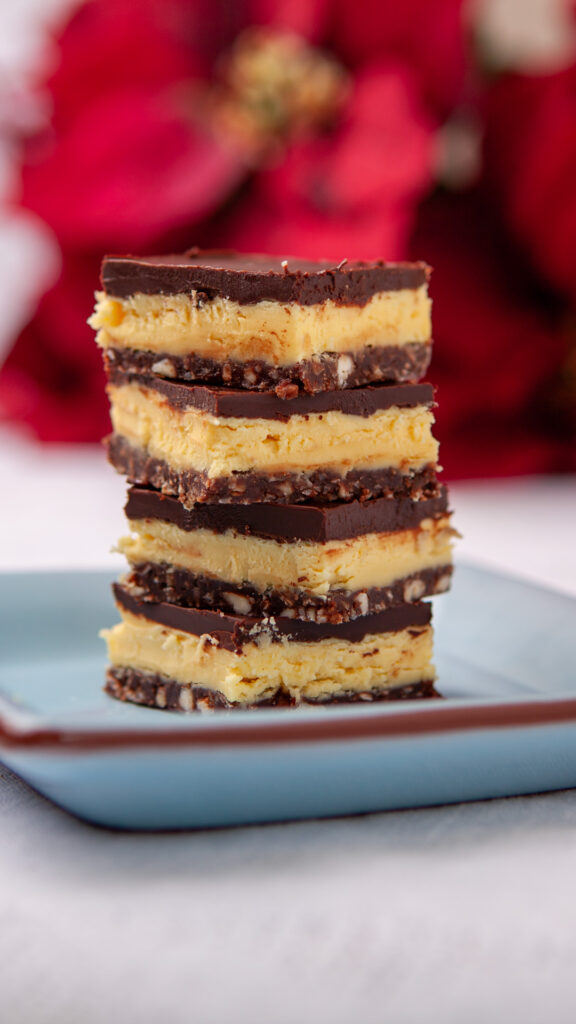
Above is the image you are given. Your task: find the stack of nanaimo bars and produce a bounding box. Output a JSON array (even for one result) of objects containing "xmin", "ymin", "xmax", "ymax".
[{"xmin": 91, "ymin": 251, "xmax": 455, "ymax": 711}]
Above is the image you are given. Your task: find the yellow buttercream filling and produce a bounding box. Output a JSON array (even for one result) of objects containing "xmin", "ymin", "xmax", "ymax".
[
  {"xmin": 108, "ymin": 382, "xmax": 438, "ymax": 477},
  {"xmin": 103, "ymin": 611, "xmax": 434, "ymax": 704},
  {"xmin": 91, "ymin": 287, "xmax": 431, "ymax": 365},
  {"xmin": 120, "ymin": 516, "xmax": 454, "ymax": 596}
]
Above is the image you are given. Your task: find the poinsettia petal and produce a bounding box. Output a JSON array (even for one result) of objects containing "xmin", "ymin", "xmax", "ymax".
[
  {"xmin": 484, "ymin": 66, "xmax": 576, "ymax": 304},
  {"xmin": 0, "ymin": 251, "xmax": 110, "ymax": 442},
  {"xmin": 46, "ymin": 0, "xmax": 248, "ymax": 122},
  {"xmin": 21, "ymin": 86, "xmax": 247, "ymax": 249},
  {"xmin": 247, "ymin": 0, "xmax": 332, "ymax": 42},
  {"xmin": 326, "ymin": 0, "xmax": 467, "ymax": 116},
  {"xmin": 412, "ymin": 190, "xmax": 573, "ymax": 477},
  {"xmin": 220, "ymin": 63, "xmax": 433, "ymax": 259}
]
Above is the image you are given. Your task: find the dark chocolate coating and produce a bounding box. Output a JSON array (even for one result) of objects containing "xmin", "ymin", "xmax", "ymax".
[
  {"xmin": 114, "ymin": 583, "xmax": 431, "ymax": 650},
  {"xmin": 105, "ymin": 666, "xmax": 440, "ymax": 711},
  {"xmin": 125, "ymin": 485, "xmax": 449, "ymax": 542},
  {"xmin": 107, "ymin": 369, "xmax": 434, "ymax": 420},
  {"xmin": 102, "ymin": 250, "xmax": 430, "ymax": 306}
]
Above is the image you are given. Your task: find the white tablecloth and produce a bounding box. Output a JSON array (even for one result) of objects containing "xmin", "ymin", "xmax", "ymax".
[{"xmin": 2, "ymin": 433, "xmax": 576, "ymax": 1023}]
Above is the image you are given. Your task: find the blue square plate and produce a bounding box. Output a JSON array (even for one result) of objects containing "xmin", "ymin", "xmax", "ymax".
[{"xmin": 1, "ymin": 564, "xmax": 575, "ymax": 830}]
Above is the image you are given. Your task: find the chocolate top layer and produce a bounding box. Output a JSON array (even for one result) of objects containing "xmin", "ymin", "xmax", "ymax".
[
  {"xmin": 108, "ymin": 370, "xmax": 434, "ymax": 420},
  {"xmin": 114, "ymin": 584, "xmax": 431, "ymax": 650},
  {"xmin": 101, "ymin": 250, "xmax": 430, "ymax": 306},
  {"xmin": 125, "ymin": 486, "xmax": 449, "ymax": 542}
]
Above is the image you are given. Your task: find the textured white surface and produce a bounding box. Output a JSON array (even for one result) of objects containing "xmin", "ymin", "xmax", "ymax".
[
  {"xmin": 1, "ymin": 437, "xmax": 576, "ymax": 1022},
  {"xmin": 2, "ymin": 0, "xmax": 576, "ymax": 1016},
  {"xmin": 3, "ymin": 766, "xmax": 576, "ymax": 1024}
]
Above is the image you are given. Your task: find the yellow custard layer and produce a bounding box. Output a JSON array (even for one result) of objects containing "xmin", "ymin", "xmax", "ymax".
[
  {"xmin": 108, "ymin": 381, "xmax": 438, "ymax": 477},
  {"xmin": 120, "ymin": 516, "xmax": 454, "ymax": 596},
  {"xmin": 91, "ymin": 287, "xmax": 431, "ymax": 366},
  {"xmin": 103, "ymin": 611, "xmax": 434, "ymax": 704}
]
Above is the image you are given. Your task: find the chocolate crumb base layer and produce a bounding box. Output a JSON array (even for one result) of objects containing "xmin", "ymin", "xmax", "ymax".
[
  {"xmin": 101, "ymin": 252, "xmax": 430, "ymax": 306},
  {"xmin": 126, "ymin": 485, "xmax": 449, "ymax": 541},
  {"xmin": 105, "ymin": 666, "xmax": 440, "ymax": 711},
  {"xmin": 104, "ymin": 342, "xmax": 431, "ymax": 394},
  {"xmin": 108, "ymin": 436, "xmax": 440, "ymax": 506},
  {"xmin": 125, "ymin": 563, "xmax": 453, "ymax": 623},
  {"xmin": 114, "ymin": 583, "xmax": 432, "ymax": 650}
]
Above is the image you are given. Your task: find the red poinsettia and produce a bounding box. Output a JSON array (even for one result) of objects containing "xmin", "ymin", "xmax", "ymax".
[
  {"xmin": 218, "ymin": 61, "xmax": 434, "ymax": 260},
  {"xmin": 0, "ymin": 0, "xmax": 465, "ymax": 442},
  {"xmin": 483, "ymin": 64, "xmax": 576, "ymax": 305},
  {"xmin": 3, "ymin": 0, "xmax": 574, "ymax": 479},
  {"xmin": 412, "ymin": 189, "xmax": 574, "ymax": 478}
]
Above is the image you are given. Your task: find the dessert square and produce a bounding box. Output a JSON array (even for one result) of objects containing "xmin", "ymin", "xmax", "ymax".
[
  {"xmin": 119, "ymin": 486, "xmax": 455, "ymax": 622},
  {"xmin": 91, "ymin": 251, "xmax": 432, "ymax": 393},
  {"xmin": 91, "ymin": 246, "xmax": 453, "ymax": 712},
  {"xmin": 103, "ymin": 586, "xmax": 438, "ymax": 709},
  {"xmin": 105, "ymin": 373, "xmax": 438, "ymax": 505}
]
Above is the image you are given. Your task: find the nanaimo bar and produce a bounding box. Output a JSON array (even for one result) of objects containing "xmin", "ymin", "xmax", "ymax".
[
  {"xmin": 91, "ymin": 251, "xmax": 432, "ymax": 393},
  {"xmin": 92, "ymin": 248, "xmax": 454, "ymax": 712},
  {"xmin": 119, "ymin": 486, "xmax": 455, "ymax": 622},
  {"xmin": 103, "ymin": 586, "xmax": 438, "ymax": 709},
  {"xmin": 106, "ymin": 373, "xmax": 438, "ymax": 505}
]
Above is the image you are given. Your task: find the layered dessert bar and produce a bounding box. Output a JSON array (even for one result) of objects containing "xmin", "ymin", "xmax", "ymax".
[
  {"xmin": 93, "ymin": 248, "xmax": 452, "ymax": 711},
  {"xmin": 103, "ymin": 586, "xmax": 437, "ymax": 710},
  {"xmin": 91, "ymin": 251, "xmax": 432, "ymax": 393},
  {"xmin": 119, "ymin": 486, "xmax": 454, "ymax": 622},
  {"xmin": 106, "ymin": 373, "xmax": 438, "ymax": 505}
]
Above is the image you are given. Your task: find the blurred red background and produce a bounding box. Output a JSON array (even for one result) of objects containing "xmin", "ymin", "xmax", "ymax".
[{"xmin": 0, "ymin": 0, "xmax": 575, "ymax": 478}]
